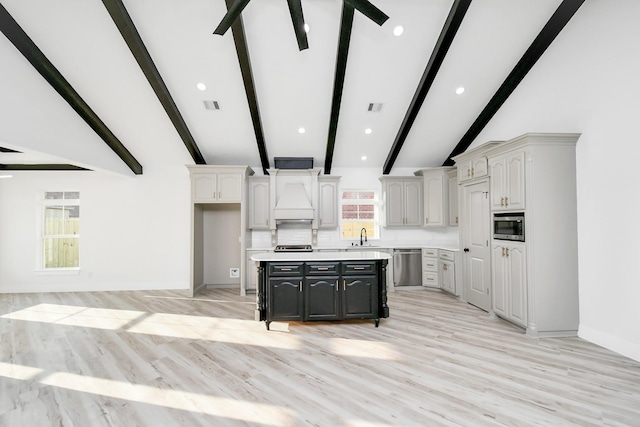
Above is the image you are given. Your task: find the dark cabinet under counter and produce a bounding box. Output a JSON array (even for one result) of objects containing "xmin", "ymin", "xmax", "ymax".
[{"xmin": 252, "ymin": 253, "xmax": 390, "ymax": 330}]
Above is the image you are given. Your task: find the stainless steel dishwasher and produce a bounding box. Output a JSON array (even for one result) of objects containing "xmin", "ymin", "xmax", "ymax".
[{"xmin": 393, "ymin": 249, "xmax": 422, "ymax": 287}]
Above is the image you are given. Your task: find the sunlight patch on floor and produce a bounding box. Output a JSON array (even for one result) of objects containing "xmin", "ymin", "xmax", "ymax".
[
  {"xmin": 0, "ymin": 361, "xmax": 44, "ymax": 381},
  {"xmin": 329, "ymin": 338, "xmax": 402, "ymax": 360},
  {"xmin": 0, "ymin": 362, "xmax": 294, "ymax": 425},
  {"xmin": 1, "ymin": 303, "xmax": 145, "ymax": 330},
  {"xmin": 2, "ymin": 304, "xmax": 302, "ymax": 350}
]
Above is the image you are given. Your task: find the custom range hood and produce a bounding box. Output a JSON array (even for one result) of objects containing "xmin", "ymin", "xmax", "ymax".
[
  {"xmin": 268, "ymin": 167, "xmax": 321, "ymax": 245},
  {"xmin": 273, "ymin": 182, "xmax": 314, "ymax": 221}
]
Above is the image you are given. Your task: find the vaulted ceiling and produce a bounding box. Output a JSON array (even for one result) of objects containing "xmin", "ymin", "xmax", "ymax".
[{"xmin": 0, "ymin": 0, "xmax": 586, "ymax": 176}]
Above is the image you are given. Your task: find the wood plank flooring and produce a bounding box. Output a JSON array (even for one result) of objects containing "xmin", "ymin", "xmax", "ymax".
[{"xmin": 1, "ymin": 288, "xmax": 639, "ymax": 426}]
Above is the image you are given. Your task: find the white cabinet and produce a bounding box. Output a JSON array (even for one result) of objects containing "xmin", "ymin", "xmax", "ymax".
[
  {"xmin": 489, "ymin": 151, "xmax": 525, "ymax": 211},
  {"xmin": 492, "ymin": 242, "xmax": 527, "ymax": 328},
  {"xmin": 380, "ymin": 177, "xmax": 423, "ymax": 227},
  {"xmin": 458, "ymin": 156, "xmax": 489, "ymax": 183},
  {"xmin": 439, "ymin": 250, "xmax": 458, "ymax": 295},
  {"xmin": 318, "ymin": 176, "xmax": 340, "ymax": 229},
  {"xmin": 189, "ymin": 166, "xmax": 248, "ymax": 203},
  {"xmin": 249, "ymin": 176, "xmax": 270, "ymax": 229},
  {"xmin": 422, "ymin": 248, "xmax": 439, "ymax": 288},
  {"xmin": 447, "ymin": 169, "xmax": 459, "ymax": 226},
  {"xmin": 414, "ymin": 168, "xmax": 453, "ymax": 227}
]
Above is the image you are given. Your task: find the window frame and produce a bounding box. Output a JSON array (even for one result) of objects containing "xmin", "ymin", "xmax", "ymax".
[
  {"xmin": 339, "ymin": 189, "xmax": 380, "ymax": 241},
  {"xmin": 38, "ymin": 191, "xmax": 81, "ymax": 272}
]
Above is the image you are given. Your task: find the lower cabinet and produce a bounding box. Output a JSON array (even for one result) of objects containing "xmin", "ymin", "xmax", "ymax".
[
  {"xmin": 269, "ymin": 277, "xmax": 304, "ymax": 321},
  {"xmin": 259, "ymin": 260, "xmax": 387, "ymax": 329},
  {"xmin": 492, "ymin": 242, "xmax": 527, "ymax": 328}
]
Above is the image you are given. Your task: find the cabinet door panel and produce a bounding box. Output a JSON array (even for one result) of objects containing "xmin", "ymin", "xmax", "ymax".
[
  {"xmin": 217, "ymin": 173, "xmax": 242, "ymax": 202},
  {"xmin": 489, "ymin": 159, "xmax": 506, "ymax": 210},
  {"xmin": 269, "ymin": 278, "xmax": 303, "ymax": 321},
  {"xmin": 507, "ymin": 245, "xmax": 527, "ymax": 326},
  {"xmin": 193, "ymin": 175, "xmax": 217, "ymax": 201},
  {"xmin": 404, "ymin": 181, "xmax": 423, "ymax": 226},
  {"xmin": 305, "ymin": 277, "xmax": 340, "ymax": 320},
  {"xmin": 318, "ymin": 180, "xmax": 338, "ymax": 228},
  {"xmin": 506, "ymin": 152, "xmax": 526, "ymax": 210},
  {"xmin": 386, "ymin": 181, "xmax": 405, "ymax": 226},
  {"xmin": 342, "ymin": 276, "xmax": 377, "ymax": 318},
  {"xmin": 424, "ymin": 174, "xmax": 444, "ymax": 226},
  {"xmin": 249, "ymin": 180, "xmax": 270, "ymax": 229},
  {"xmin": 492, "ymin": 245, "xmax": 507, "ymax": 316}
]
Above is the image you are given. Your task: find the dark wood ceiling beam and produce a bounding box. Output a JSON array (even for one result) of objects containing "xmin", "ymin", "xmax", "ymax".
[
  {"xmin": 224, "ymin": 0, "xmax": 270, "ymax": 174},
  {"xmin": 0, "ymin": 164, "xmax": 90, "ymax": 171},
  {"xmin": 0, "ymin": 147, "xmax": 21, "ymax": 153},
  {"xmin": 101, "ymin": 0, "xmax": 206, "ymax": 165},
  {"xmin": 323, "ymin": 3, "xmax": 355, "ymax": 175},
  {"xmin": 0, "ymin": 4, "xmax": 143, "ymax": 175},
  {"xmin": 443, "ymin": 0, "xmax": 586, "ymax": 166},
  {"xmin": 383, "ymin": 0, "xmax": 472, "ymax": 175}
]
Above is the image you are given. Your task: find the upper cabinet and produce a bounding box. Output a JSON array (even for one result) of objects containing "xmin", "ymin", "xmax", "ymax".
[
  {"xmin": 187, "ymin": 165, "xmax": 253, "ymax": 203},
  {"xmin": 489, "ymin": 151, "xmax": 526, "ymax": 211},
  {"xmin": 318, "ymin": 176, "xmax": 341, "ymax": 229},
  {"xmin": 249, "ymin": 176, "xmax": 270, "ymax": 229},
  {"xmin": 415, "ymin": 167, "xmax": 454, "ymax": 227},
  {"xmin": 447, "ymin": 169, "xmax": 459, "ymax": 226},
  {"xmin": 380, "ymin": 177, "xmax": 423, "ymax": 227},
  {"xmin": 453, "ymin": 141, "xmax": 503, "ymax": 185}
]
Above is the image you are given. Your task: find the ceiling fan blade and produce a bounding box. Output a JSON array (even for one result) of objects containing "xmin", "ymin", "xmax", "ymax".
[
  {"xmin": 213, "ymin": 0, "xmax": 252, "ymax": 35},
  {"xmin": 286, "ymin": 0, "xmax": 309, "ymax": 50},
  {"xmin": 343, "ymin": 0, "xmax": 389, "ymax": 26}
]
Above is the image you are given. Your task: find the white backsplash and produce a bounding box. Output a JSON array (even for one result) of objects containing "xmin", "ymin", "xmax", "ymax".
[{"xmin": 274, "ymin": 223, "xmax": 313, "ymax": 246}]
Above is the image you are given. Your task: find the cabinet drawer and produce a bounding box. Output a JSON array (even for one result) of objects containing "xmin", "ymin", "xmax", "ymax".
[
  {"xmin": 422, "ymin": 248, "xmax": 438, "ymax": 257},
  {"xmin": 439, "ymin": 250, "xmax": 455, "ymax": 262},
  {"xmin": 268, "ymin": 263, "xmax": 304, "ymax": 276},
  {"xmin": 306, "ymin": 262, "xmax": 340, "ymax": 275},
  {"xmin": 423, "ymin": 271, "xmax": 439, "ymax": 287},
  {"xmin": 342, "ymin": 262, "xmax": 376, "ymax": 275},
  {"xmin": 423, "ymin": 257, "xmax": 438, "ymax": 271}
]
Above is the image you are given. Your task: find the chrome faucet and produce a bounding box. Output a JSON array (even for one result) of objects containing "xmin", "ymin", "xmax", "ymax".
[{"xmin": 360, "ymin": 227, "xmax": 367, "ymax": 246}]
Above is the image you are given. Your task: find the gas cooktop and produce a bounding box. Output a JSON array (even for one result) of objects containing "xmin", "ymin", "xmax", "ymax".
[{"xmin": 274, "ymin": 244, "xmax": 313, "ymax": 252}]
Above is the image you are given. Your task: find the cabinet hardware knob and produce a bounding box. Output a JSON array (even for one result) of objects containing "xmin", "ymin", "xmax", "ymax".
[
  {"xmin": 336, "ymin": 280, "xmax": 339, "ymax": 291},
  {"xmin": 281, "ymin": 268, "xmax": 292, "ymax": 271},
  {"xmin": 467, "ymin": 169, "xmax": 471, "ymax": 177},
  {"xmin": 505, "ymin": 197, "xmax": 509, "ymax": 206},
  {"xmin": 463, "ymin": 248, "xmax": 469, "ymax": 253},
  {"xmin": 502, "ymin": 247, "xmax": 505, "ymax": 257},
  {"xmin": 343, "ymin": 280, "xmax": 346, "ymax": 291},
  {"xmin": 506, "ymin": 248, "xmax": 510, "ymax": 257},
  {"xmin": 354, "ymin": 267, "xmax": 365, "ymax": 270},
  {"xmin": 299, "ymin": 281, "xmax": 302, "ymax": 292},
  {"xmin": 318, "ymin": 267, "xmax": 329, "ymax": 270},
  {"xmin": 471, "ymin": 167, "xmax": 474, "ymax": 176}
]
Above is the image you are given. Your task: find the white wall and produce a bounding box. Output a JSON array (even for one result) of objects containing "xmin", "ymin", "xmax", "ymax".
[
  {"xmin": 470, "ymin": 1, "xmax": 640, "ymax": 361},
  {"xmin": 0, "ymin": 164, "xmax": 192, "ymax": 293}
]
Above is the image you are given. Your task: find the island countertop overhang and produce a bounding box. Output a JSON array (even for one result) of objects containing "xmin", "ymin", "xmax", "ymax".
[{"xmin": 251, "ymin": 251, "xmax": 392, "ymax": 262}]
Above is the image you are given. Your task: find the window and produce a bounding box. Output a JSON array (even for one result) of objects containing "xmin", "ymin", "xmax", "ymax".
[
  {"xmin": 340, "ymin": 190, "xmax": 379, "ymax": 240},
  {"xmin": 42, "ymin": 191, "xmax": 80, "ymax": 269}
]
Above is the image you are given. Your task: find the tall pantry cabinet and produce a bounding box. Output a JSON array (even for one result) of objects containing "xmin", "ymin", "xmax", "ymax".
[{"xmin": 486, "ymin": 133, "xmax": 581, "ymax": 337}]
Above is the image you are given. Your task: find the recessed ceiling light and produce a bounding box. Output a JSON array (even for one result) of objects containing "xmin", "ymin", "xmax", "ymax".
[
  {"xmin": 456, "ymin": 87, "xmax": 465, "ymax": 95},
  {"xmin": 364, "ymin": 128, "xmax": 372, "ymax": 135},
  {"xmin": 196, "ymin": 82, "xmax": 207, "ymax": 91},
  {"xmin": 393, "ymin": 26, "xmax": 404, "ymax": 37},
  {"xmin": 361, "ymin": 156, "xmax": 367, "ymax": 161},
  {"xmin": 298, "ymin": 127, "xmax": 306, "ymax": 134},
  {"xmin": 304, "ymin": 24, "xmax": 310, "ymax": 33}
]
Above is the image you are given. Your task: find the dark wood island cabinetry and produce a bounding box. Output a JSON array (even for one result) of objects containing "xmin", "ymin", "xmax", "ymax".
[{"xmin": 251, "ymin": 252, "xmax": 390, "ymax": 330}]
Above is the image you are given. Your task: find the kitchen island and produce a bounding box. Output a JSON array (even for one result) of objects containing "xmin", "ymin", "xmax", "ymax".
[{"xmin": 251, "ymin": 251, "xmax": 391, "ymax": 330}]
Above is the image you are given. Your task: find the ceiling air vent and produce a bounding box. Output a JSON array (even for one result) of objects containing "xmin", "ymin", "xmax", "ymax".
[
  {"xmin": 367, "ymin": 102, "xmax": 383, "ymax": 112},
  {"xmin": 203, "ymin": 100, "xmax": 220, "ymax": 110}
]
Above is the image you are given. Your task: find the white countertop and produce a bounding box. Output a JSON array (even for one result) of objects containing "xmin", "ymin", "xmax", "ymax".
[
  {"xmin": 251, "ymin": 251, "xmax": 392, "ymax": 261},
  {"xmin": 247, "ymin": 242, "xmax": 459, "ymax": 252}
]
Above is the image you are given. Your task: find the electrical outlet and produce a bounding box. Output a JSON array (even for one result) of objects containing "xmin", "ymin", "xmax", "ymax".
[{"xmin": 229, "ymin": 268, "xmax": 239, "ymax": 278}]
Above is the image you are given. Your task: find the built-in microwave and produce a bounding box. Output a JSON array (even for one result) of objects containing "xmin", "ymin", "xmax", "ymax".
[{"xmin": 493, "ymin": 212, "xmax": 525, "ymax": 241}]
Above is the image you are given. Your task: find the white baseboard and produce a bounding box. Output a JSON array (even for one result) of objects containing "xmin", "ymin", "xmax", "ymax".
[
  {"xmin": 579, "ymin": 324, "xmax": 640, "ymax": 363},
  {"xmin": 0, "ymin": 282, "xmax": 189, "ymax": 294}
]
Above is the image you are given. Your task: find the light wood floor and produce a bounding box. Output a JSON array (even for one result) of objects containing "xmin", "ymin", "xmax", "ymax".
[{"xmin": 1, "ymin": 288, "xmax": 639, "ymax": 426}]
